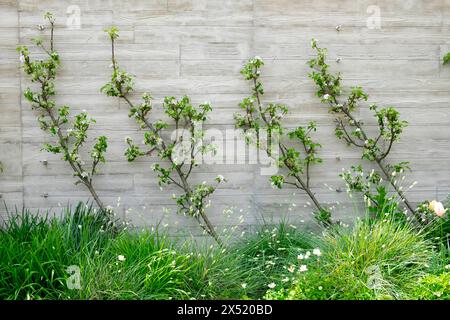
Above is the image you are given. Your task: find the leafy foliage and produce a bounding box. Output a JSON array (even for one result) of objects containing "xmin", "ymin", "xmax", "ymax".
[
  {"xmin": 340, "ymin": 165, "xmax": 407, "ymax": 222},
  {"xmin": 443, "ymin": 53, "xmax": 450, "ymax": 65},
  {"xmin": 308, "ymin": 38, "xmax": 416, "ymax": 219},
  {"xmin": 102, "ymin": 27, "xmax": 225, "ymax": 245},
  {"xmin": 412, "ymin": 272, "xmax": 450, "ymax": 300},
  {"xmin": 17, "ymin": 13, "xmax": 109, "ymax": 214},
  {"xmin": 235, "ymin": 57, "xmax": 331, "ymax": 227}
]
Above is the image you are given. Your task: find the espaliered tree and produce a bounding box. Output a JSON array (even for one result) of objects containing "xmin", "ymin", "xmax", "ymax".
[
  {"xmin": 234, "ymin": 57, "xmax": 332, "ymax": 227},
  {"xmin": 308, "ymin": 38, "xmax": 419, "ymax": 221},
  {"xmin": 102, "ymin": 27, "xmax": 226, "ymax": 246},
  {"xmin": 18, "ymin": 13, "xmax": 109, "ymax": 217}
]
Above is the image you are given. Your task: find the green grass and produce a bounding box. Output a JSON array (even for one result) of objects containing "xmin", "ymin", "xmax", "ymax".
[
  {"xmin": 1, "ymin": 204, "xmax": 449, "ymax": 300},
  {"xmin": 265, "ymin": 218, "xmax": 434, "ymax": 300},
  {"xmin": 0, "ymin": 204, "xmax": 211, "ymax": 300},
  {"xmin": 0, "ymin": 204, "xmax": 113, "ymax": 299},
  {"xmin": 201, "ymin": 222, "xmax": 319, "ymax": 299},
  {"xmin": 74, "ymin": 231, "xmax": 210, "ymax": 300}
]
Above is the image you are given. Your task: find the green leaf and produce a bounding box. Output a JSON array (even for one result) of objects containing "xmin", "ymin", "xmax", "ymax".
[{"xmin": 443, "ymin": 53, "xmax": 450, "ymax": 65}]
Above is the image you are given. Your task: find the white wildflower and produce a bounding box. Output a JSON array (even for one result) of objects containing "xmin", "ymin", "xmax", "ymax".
[
  {"xmin": 299, "ymin": 265, "xmax": 308, "ymax": 272},
  {"xmin": 313, "ymin": 248, "xmax": 322, "ymax": 257}
]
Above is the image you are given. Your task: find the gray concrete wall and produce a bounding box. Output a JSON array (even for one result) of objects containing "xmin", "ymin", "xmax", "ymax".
[{"xmin": 1, "ymin": 0, "xmax": 450, "ymax": 235}]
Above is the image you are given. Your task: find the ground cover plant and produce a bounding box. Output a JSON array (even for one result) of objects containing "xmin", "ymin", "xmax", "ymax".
[
  {"xmin": 0, "ymin": 205, "xmax": 316, "ymax": 300},
  {"xmin": 264, "ymin": 217, "xmax": 434, "ymax": 300},
  {"xmin": 1, "ymin": 204, "xmax": 449, "ymax": 300}
]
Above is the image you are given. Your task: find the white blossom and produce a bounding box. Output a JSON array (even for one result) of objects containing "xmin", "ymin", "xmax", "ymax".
[{"xmin": 313, "ymin": 248, "xmax": 322, "ymax": 257}]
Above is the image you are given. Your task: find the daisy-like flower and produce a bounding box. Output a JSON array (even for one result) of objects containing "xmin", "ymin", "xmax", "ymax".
[
  {"xmin": 118, "ymin": 255, "xmax": 126, "ymax": 262},
  {"xmin": 268, "ymin": 282, "xmax": 276, "ymax": 289},
  {"xmin": 299, "ymin": 265, "xmax": 308, "ymax": 272},
  {"xmin": 241, "ymin": 283, "xmax": 247, "ymax": 289},
  {"xmin": 313, "ymin": 248, "xmax": 322, "ymax": 257},
  {"xmin": 288, "ymin": 265, "xmax": 295, "ymax": 273}
]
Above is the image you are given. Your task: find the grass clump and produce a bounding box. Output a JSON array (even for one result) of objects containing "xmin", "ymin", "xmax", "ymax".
[
  {"xmin": 77, "ymin": 231, "xmax": 209, "ymax": 300},
  {"xmin": 265, "ymin": 218, "xmax": 433, "ymax": 300},
  {"xmin": 203, "ymin": 222, "xmax": 319, "ymax": 299},
  {"xmin": 0, "ymin": 204, "xmax": 211, "ymax": 300},
  {"xmin": 0, "ymin": 203, "xmax": 112, "ymax": 299}
]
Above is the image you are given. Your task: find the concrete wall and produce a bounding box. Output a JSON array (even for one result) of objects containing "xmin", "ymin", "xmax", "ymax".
[{"xmin": 1, "ymin": 0, "xmax": 450, "ymax": 235}]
